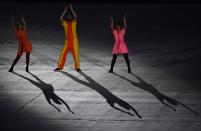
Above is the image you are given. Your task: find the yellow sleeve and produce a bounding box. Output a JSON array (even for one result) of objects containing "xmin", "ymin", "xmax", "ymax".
[
  {"xmin": 62, "ymin": 20, "xmax": 67, "ymax": 27},
  {"xmin": 73, "ymin": 20, "xmax": 77, "ymax": 24}
]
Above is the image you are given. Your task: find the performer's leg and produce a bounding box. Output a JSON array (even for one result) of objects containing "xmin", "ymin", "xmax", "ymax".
[
  {"xmin": 59, "ymin": 48, "xmax": 69, "ymax": 69},
  {"xmin": 71, "ymin": 47, "xmax": 80, "ymax": 71},
  {"xmin": 9, "ymin": 55, "xmax": 22, "ymax": 72},
  {"xmin": 109, "ymin": 54, "xmax": 118, "ymax": 73},
  {"xmin": 71, "ymin": 39, "xmax": 80, "ymax": 71},
  {"xmin": 123, "ymin": 53, "xmax": 131, "ymax": 73},
  {"xmin": 26, "ymin": 52, "xmax": 30, "ymax": 72},
  {"xmin": 55, "ymin": 44, "xmax": 69, "ymax": 71}
]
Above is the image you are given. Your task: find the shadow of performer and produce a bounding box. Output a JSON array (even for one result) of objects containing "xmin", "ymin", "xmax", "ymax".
[
  {"xmin": 113, "ymin": 72, "xmax": 198, "ymax": 115},
  {"xmin": 12, "ymin": 71, "xmax": 75, "ymax": 114},
  {"xmin": 59, "ymin": 71, "xmax": 142, "ymax": 118}
]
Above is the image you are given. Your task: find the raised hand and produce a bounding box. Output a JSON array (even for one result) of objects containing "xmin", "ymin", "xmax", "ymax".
[
  {"xmin": 68, "ymin": 4, "xmax": 72, "ymax": 9},
  {"xmin": 68, "ymin": 4, "xmax": 77, "ymax": 20},
  {"xmin": 109, "ymin": 16, "xmax": 114, "ymax": 30},
  {"xmin": 109, "ymin": 16, "xmax": 113, "ymax": 21},
  {"xmin": 123, "ymin": 14, "xmax": 127, "ymax": 19},
  {"xmin": 65, "ymin": 6, "xmax": 68, "ymax": 11},
  {"xmin": 60, "ymin": 6, "xmax": 68, "ymax": 21},
  {"xmin": 123, "ymin": 14, "xmax": 127, "ymax": 28},
  {"xmin": 21, "ymin": 13, "xmax": 26, "ymax": 23}
]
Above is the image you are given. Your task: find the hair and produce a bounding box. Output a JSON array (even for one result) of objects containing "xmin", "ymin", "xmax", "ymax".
[
  {"xmin": 15, "ymin": 22, "xmax": 24, "ymax": 30},
  {"xmin": 64, "ymin": 12, "xmax": 74, "ymax": 21},
  {"xmin": 115, "ymin": 22, "xmax": 123, "ymax": 28},
  {"xmin": 16, "ymin": 23, "xmax": 21, "ymax": 28}
]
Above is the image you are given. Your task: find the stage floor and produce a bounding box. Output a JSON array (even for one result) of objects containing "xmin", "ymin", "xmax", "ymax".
[{"xmin": 0, "ymin": 3, "xmax": 201, "ymax": 131}]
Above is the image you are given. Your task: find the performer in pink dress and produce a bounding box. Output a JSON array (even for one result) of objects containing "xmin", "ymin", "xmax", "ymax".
[{"xmin": 109, "ymin": 15, "xmax": 131, "ymax": 73}]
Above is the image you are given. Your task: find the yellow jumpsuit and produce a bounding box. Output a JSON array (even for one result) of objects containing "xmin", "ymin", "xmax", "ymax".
[{"xmin": 57, "ymin": 20, "xmax": 80, "ymax": 70}]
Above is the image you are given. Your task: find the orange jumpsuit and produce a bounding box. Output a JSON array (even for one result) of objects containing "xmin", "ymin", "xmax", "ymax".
[
  {"xmin": 57, "ymin": 20, "xmax": 80, "ymax": 70},
  {"xmin": 15, "ymin": 29, "xmax": 32, "ymax": 55}
]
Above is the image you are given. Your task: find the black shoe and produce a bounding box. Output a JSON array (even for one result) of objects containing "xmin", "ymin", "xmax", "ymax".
[
  {"xmin": 76, "ymin": 68, "xmax": 81, "ymax": 72},
  {"xmin": 109, "ymin": 69, "xmax": 113, "ymax": 73},
  {"xmin": 26, "ymin": 66, "xmax": 29, "ymax": 72},
  {"xmin": 54, "ymin": 68, "xmax": 62, "ymax": 71},
  {"xmin": 9, "ymin": 68, "xmax": 13, "ymax": 72}
]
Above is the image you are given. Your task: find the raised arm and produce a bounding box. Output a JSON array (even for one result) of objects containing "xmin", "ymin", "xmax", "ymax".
[
  {"xmin": 109, "ymin": 16, "xmax": 114, "ymax": 31},
  {"xmin": 21, "ymin": 13, "xmax": 26, "ymax": 29},
  {"xmin": 11, "ymin": 16, "xmax": 15, "ymax": 31},
  {"xmin": 123, "ymin": 14, "xmax": 127, "ymax": 29},
  {"xmin": 68, "ymin": 4, "xmax": 77, "ymax": 21},
  {"xmin": 60, "ymin": 6, "xmax": 67, "ymax": 22}
]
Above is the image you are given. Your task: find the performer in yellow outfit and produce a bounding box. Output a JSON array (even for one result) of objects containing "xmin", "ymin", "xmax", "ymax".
[{"xmin": 55, "ymin": 4, "xmax": 80, "ymax": 71}]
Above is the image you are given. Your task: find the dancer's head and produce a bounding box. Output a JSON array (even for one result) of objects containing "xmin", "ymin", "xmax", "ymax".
[
  {"xmin": 115, "ymin": 22, "xmax": 123, "ymax": 31},
  {"xmin": 65, "ymin": 13, "xmax": 74, "ymax": 22},
  {"xmin": 16, "ymin": 22, "xmax": 24, "ymax": 30}
]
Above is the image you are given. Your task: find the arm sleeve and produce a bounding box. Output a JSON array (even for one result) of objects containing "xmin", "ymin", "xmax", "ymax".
[
  {"xmin": 73, "ymin": 20, "xmax": 77, "ymax": 24},
  {"xmin": 62, "ymin": 20, "xmax": 67, "ymax": 27}
]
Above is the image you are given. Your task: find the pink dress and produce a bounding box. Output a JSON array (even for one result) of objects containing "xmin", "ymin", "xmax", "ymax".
[{"xmin": 112, "ymin": 28, "xmax": 129, "ymax": 54}]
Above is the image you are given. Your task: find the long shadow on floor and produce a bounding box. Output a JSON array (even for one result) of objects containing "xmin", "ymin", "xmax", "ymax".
[
  {"xmin": 59, "ymin": 71, "xmax": 142, "ymax": 118},
  {"xmin": 113, "ymin": 72, "xmax": 198, "ymax": 115},
  {"xmin": 12, "ymin": 71, "xmax": 74, "ymax": 114}
]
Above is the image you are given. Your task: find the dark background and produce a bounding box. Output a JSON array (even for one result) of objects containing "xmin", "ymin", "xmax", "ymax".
[{"xmin": 1, "ymin": 0, "xmax": 201, "ymax": 3}]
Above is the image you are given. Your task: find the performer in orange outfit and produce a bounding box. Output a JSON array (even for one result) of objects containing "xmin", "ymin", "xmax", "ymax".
[
  {"xmin": 55, "ymin": 4, "xmax": 81, "ymax": 71},
  {"xmin": 9, "ymin": 14, "xmax": 32, "ymax": 72}
]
